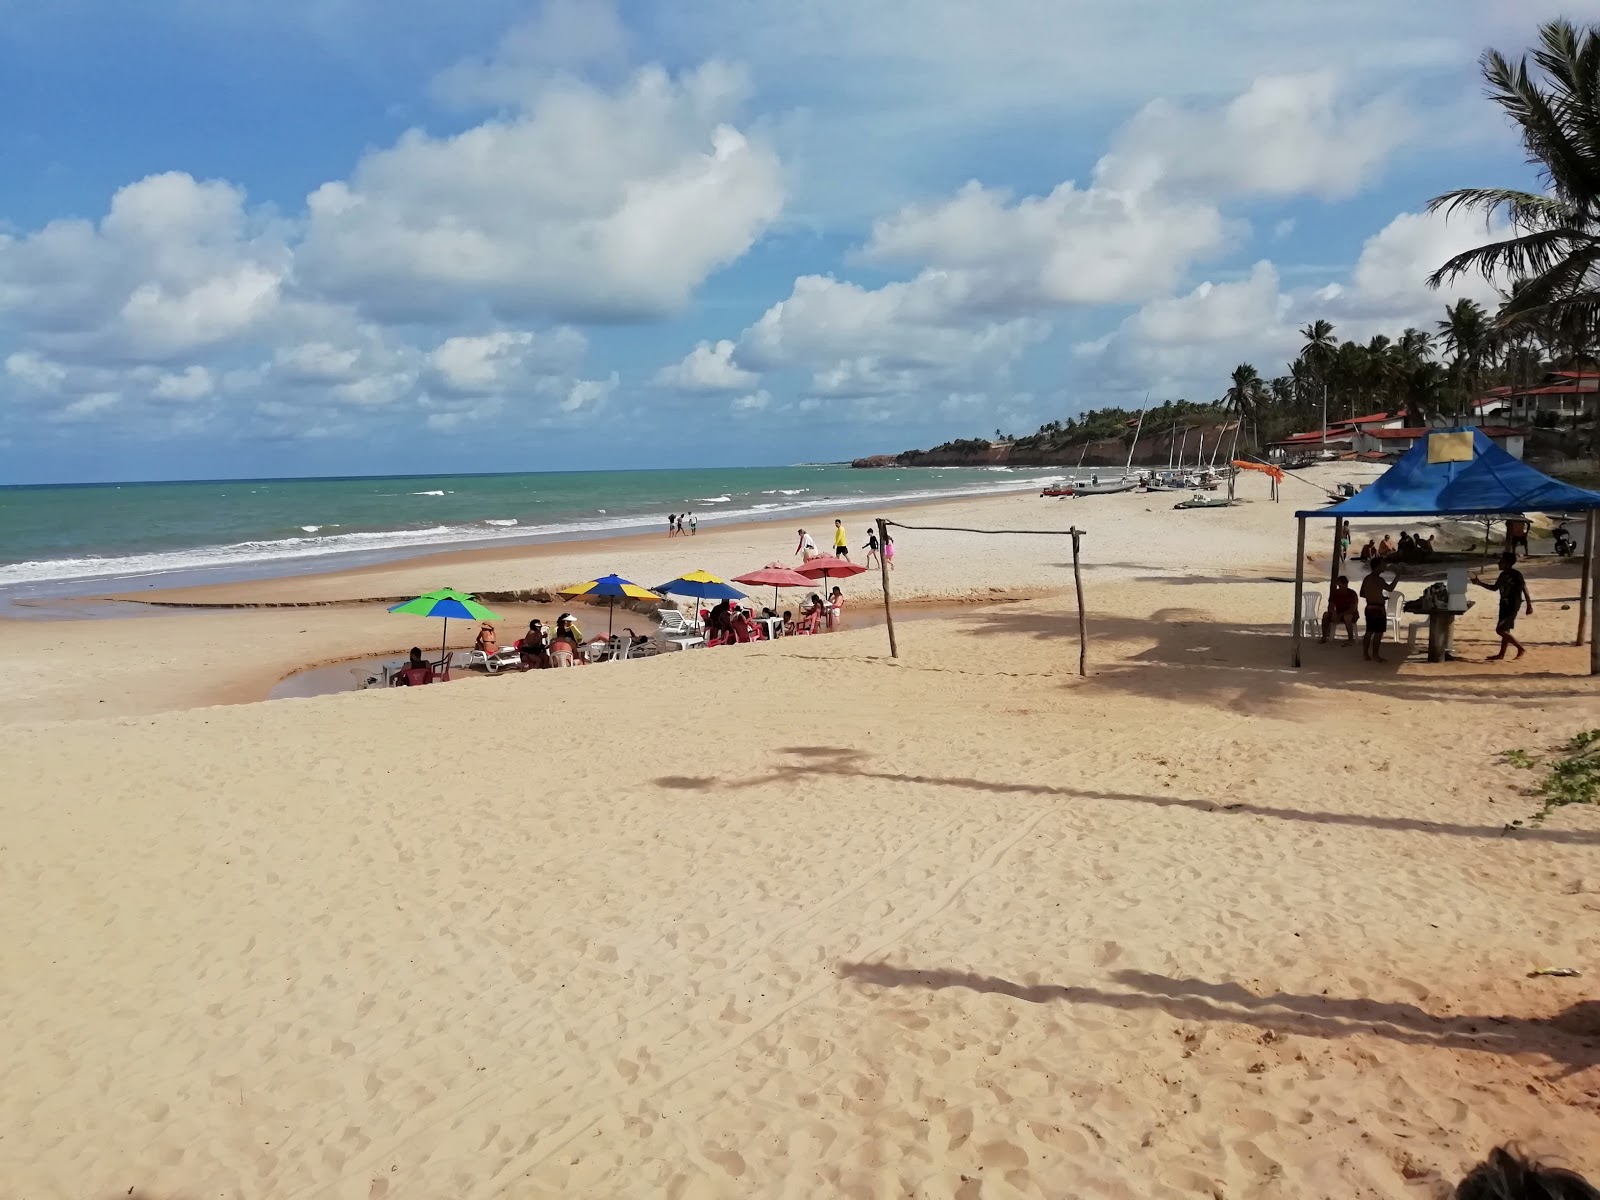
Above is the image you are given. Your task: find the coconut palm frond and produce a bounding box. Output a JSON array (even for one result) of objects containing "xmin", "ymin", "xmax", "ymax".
[{"xmin": 1427, "ymin": 227, "xmax": 1594, "ymax": 289}]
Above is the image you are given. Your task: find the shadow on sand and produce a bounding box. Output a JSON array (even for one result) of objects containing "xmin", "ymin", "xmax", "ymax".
[
  {"xmin": 835, "ymin": 963, "xmax": 1600, "ymax": 1077},
  {"xmin": 653, "ymin": 746, "xmax": 1600, "ymax": 847}
]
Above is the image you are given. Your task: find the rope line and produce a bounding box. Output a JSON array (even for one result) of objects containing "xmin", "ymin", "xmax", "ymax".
[{"xmin": 883, "ymin": 520, "xmax": 1086, "ymax": 536}]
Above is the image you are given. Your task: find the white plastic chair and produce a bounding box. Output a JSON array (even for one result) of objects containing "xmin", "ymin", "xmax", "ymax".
[
  {"xmin": 1385, "ymin": 590, "xmax": 1405, "ymax": 634},
  {"xmin": 658, "ymin": 610, "xmax": 692, "ymax": 636},
  {"xmin": 1298, "ymin": 592, "xmax": 1323, "ymax": 637}
]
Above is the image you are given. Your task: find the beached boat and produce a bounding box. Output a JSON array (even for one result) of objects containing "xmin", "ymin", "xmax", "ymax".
[
  {"xmin": 1059, "ymin": 480, "xmax": 1137, "ymax": 496},
  {"xmin": 1173, "ymin": 493, "xmax": 1237, "ymax": 509}
]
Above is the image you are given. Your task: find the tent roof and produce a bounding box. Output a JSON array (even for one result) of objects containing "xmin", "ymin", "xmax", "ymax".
[{"xmin": 1297, "ymin": 428, "xmax": 1600, "ymax": 518}]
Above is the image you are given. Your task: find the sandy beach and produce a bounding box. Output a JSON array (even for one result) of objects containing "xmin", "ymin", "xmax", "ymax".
[{"xmin": 4, "ymin": 465, "xmax": 1599, "ymax": 1198}]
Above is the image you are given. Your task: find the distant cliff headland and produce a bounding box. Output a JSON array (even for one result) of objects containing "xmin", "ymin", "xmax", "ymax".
[{"xmin": 852, "ymin": 403, "xmax": 1240, "ymax": 469}]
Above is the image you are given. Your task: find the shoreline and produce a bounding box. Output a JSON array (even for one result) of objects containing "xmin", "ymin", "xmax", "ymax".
[{"xmin": 0, "ymin": 468, "xmax": 1078, "ymax": 607}]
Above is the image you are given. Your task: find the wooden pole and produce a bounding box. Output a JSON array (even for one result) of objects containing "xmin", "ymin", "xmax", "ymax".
[
  {"xmin": 1293, "ymin": 517, "xmax": 1307, "ymax": 668},
  {"xmin": 1590, "ymin": 516, "xmax": 1600, "ymax": 675},
  {"xmin": 1329, "ymin": 519, "xmax": 1344, "ymax": 589},
  {"xmin": 1579, "ymin": 514, "xmax": 1595, "ymax": 647},
  {"xmin": 1071, "ymin": 527, "xmax": 1087, "ymax": 676},
  {"xmin": 876, "ymin": 518, "xmax": 899, "ymax": 660}
]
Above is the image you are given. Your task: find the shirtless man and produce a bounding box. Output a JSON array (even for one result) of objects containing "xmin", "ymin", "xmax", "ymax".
[
  {"xmin": 1359, "ymin": 558, "xmax": 1396, "ymax": 662},
  {"xmin": 1473, "ymin": 551, "xmax": 1534, "ymax": 661}
]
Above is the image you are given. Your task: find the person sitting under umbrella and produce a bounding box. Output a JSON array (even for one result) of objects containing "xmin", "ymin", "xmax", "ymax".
[
  {"xmin": 550, "ymin": 614, "xmax": 584, "ymax": 666},
  {"xmin": 393, "ymin": 647, "xmax": 434, "ymax": 686},
  {"xmin": 518, "ymin": 620, "xmax": 550, "ymax": 670}
]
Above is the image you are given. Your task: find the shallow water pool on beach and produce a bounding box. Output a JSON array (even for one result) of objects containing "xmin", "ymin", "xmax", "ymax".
[{"xmin": 266, "ymin": 601, "xmax": 999, "ymax": 700}]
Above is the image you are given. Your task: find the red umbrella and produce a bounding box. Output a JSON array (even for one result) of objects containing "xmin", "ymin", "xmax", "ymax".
[
  {"xmin": 733, "ymin": 563, "xmax": 815, "ymax": 611},
  {"xmin": 796, "ymin": 558, "xmax": 868, "ymax": 584},
  {"xmin": 795, "ymin": 557, "xmax": 868, "ymax": 631}
]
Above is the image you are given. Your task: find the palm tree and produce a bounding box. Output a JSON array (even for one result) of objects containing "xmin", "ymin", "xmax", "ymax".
[
  {"xmin": 1437, "ymin": 298, "xmax": 1492, "ymax": 415},
  {"xmin": 1298, "ymin": 320, "xmax": 1337, "ymax": 436},
  {"xmin": 1427, "ymin": 20, "xmax": 1600, "ymax": 336},
  {"xmin": 1224, "ymin": 363, "xmax": 1266, "ymax": 448}
]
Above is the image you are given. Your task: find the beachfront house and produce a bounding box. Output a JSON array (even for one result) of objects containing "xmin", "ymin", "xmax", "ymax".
[
  {"xmin": 1485, "ymin": 370, "xmax": 1600, "ymax": 424},
  {"xmin": 1351, "ymin": 424, "xmax": 1527, "ymax": 459}
]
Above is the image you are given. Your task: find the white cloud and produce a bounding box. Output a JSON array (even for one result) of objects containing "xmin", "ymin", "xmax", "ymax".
[
  {"xmin": 427, "ymin": 328, "xmax": 587, "ymax": 395},
  {"xmin": 1097, "ymin": 72, "xmax": 1412, "ymax": 199},
  {"xmin": 0, "ymin": 172, "xmax": 289, "ymax": 363},
  {"xmin": 151, "ymin": 366, "xmax": 215, "ymax": 402},
  {"xmin": 560, "ymin": 373, "xmax": 617, "ymax": 413},
  {"xmin": 739, "ymin": 272, "xmax": 1048, "ymax": 397},
  {"xmin": 1344, "ymin": 209, "xmax": 1511, "ymax": 318},
  {"xmin": 654, "ymin": 338, "xmax": 759, "ymax": 391},
  {"xmin": 1079, "ymin": 208, "xmax": 1516, "ymax": 399},
  {"xmin": 1130, "ymin": 262, "xmax": 1290, "ymax": 345},
  {"xmin": 432, "ymin": 0, "xmax": 632, "ymax": 108},
  {"xmin": 863, "ymin": 180, "xmax": 1233, "ymax": 309},
  {"xmin": 730, "ymin": 389, "xmax": 770, "ymax": 411},
  {"xmin": 298, "ymin": 64, "xmax": 784, "ymax": 322}
]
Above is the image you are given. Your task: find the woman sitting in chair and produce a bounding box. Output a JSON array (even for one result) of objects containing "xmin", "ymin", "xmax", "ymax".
[
  {"xmin": 474, "ymin": 622, "xmax": 499, "ymax": 656},
  {"xmin": 518, "ymin": 620, "xmax": 550, "ymax": 670},
  {"xmin": 549, "ymin": 614, "xmax": 583, "ymax": 666}
]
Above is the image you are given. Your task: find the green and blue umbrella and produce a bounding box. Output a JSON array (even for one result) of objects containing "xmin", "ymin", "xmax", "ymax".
[{"xmin": 388, "ymin": 587, "xmax": 501, "ymax": 660}]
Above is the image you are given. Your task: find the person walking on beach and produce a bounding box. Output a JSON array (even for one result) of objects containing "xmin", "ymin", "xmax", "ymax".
[
  {"xmin": 1359, "ymin": 557, "xmax": 1396, "ymax": 663},
  {"xmin": 882, "ymin": 529, "xmax": 895, "ymax": 570},
  {"xmin": 832, "ymin": 519, "xmax": 850, "ymax": 559},
  {"xmin": 667, "ymin": 513, "xmax": 678, "ymax": 537},
  {"xmin": 1473, "ymin": 551, "xmax": 1533, "ymax": 661},
  {"xmin": 688, "ymin": 512, "xmax": 697, "ymax": 536},
  {"xmin": 796, "ymin": 528, "xmax": 819, "ymax": 561},
  {"xmin": 864, "ymin": 526, "xmax": 881, "ymax": 568}
]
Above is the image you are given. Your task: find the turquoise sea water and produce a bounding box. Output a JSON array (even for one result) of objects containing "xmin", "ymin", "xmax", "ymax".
[{"xmin": 0, "ymin": 464, "xmax": 1073, "ymax": 593}]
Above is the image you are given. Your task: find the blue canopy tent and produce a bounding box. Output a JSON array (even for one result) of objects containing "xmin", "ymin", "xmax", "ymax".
[{"xmin": 1291, "ymin": 429, "xmax": 1600, "ymax": 671}]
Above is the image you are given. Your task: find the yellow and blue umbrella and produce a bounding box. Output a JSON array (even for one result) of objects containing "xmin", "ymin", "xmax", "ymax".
[
  {"xmin": 557, "ymin": 573, "xmax": 660, "ymax": 634},
  {"xmin": 654, "ymin": 569, "xmax": 746, "ymax": 628},
  {"xmin": 388, "ymin": 587, "xmax": 500, "ymax": 660}
]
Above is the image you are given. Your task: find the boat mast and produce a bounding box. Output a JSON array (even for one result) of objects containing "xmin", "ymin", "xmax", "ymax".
[{"xmin": 1123, "ymin": 397, "xmax": 1147, "ymax": 479}]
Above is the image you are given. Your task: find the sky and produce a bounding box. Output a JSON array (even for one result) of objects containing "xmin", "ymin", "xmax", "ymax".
[{"xmin": 0, "ymin": 0, "xmax": 1592, "ymax": 483}]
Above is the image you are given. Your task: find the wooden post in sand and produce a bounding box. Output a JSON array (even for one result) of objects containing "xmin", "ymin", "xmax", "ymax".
[
  {"xmin": 876, "ymin": 518, "xmax": 899, "ymax": 660},
  {"xmin": 1590, "ymin": 517, "xmax": 1600, "ymax": 675},
  {"xmin": 1328, "ymin": 519, "xmax": 1344, "ymax": 589},
  {"xmin": 1071, "ymin": 527, "xmax": 1087, "ymax": 676},
  {"xmin": 1292, "ymin": 517, "xmax": 1308, "ymax": 668},
  {"xmin": 1579, "ymin": 514, "xmax": 1595, "ymax": 648}
]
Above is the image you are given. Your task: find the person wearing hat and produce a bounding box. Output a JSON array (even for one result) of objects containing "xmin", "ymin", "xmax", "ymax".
[{"xmin": 550, "ymin": 614, "xmax": 584, "ymax": 666}]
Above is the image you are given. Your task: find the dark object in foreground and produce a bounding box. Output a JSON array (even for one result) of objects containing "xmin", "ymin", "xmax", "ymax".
[{"xmin": 1455, "ymin": 1145, "xmax": 1599, "ymax": 1199}]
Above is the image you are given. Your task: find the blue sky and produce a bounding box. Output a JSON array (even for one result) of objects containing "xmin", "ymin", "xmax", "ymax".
[{"xmin": 0, "ymin": 0, "xmax": 1589, "ymax": 483}]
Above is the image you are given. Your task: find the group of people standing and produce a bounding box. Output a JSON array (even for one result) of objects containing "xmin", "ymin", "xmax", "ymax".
[
  {"xmin": 667, "ymin": 512, "xmax": 697, "ymax": 537},
  {"xmin": 796, "ymin": 521, "xmax": 895, "ymax": 569},
  {"xmin": 1323, "ymin": 523, "xmax": 1534, "ymax": 663}
]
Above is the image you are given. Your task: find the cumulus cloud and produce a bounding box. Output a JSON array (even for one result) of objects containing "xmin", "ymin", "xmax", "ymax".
[
  {"xmin": 1079, "ymin": 208, "xmax": 1516, "ymax": 399},
  {"xmin": 298, "ymin": 63, "xmax": 784, "ymax": 322},
  {"xmin": 1097, "ymin": 72, "xmax": 1412, "ymax": 199},
  {"xmin": 654, "ymin": 339, "xmax": 759, "ymax": 392},
  {"xmin": 862, "ymin": 180, "xmax": 1233, "ymax": 309},
  {"xmin": 730, "ymin": 389, "xmax": 770, "ymax": 411},
  {"xmin": 739, "ymin": 272, "xmax": 1048, "ymax": 398},
  {"xmin": 0, "ymin": 172, "xmax": 289, "ymax": 364}
]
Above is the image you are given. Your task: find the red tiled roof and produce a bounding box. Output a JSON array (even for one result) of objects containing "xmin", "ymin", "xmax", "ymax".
[
  {"xmin": 1365, "ymin": 427, "xmax": 1430, "ymax": 439},
  {"xmin": 1478, "ymin": 425, "xmax": 1528, "ymax": 437},
  {"xmin": 1343, "ymin": 412, "xmax": 1398, "ymax": 425},
  {"xmin": 1553, "ymin": 370, "xmax": 1600, "ymax": 378},
  {"xmin": 1269, "ymin": 430, "xmax": 1353, "ymax": 445},
  {"xmin": 1509, "ymin": 383, "xmax": 1596, "ymax": 395}
]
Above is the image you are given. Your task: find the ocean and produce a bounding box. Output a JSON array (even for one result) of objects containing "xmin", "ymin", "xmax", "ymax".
[{"xmin": 0, "ymin": 464, "xmax": 1072, "ymax": 598}]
